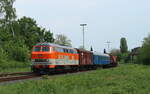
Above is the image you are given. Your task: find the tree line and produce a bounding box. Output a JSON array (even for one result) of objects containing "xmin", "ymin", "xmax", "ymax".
[{"xmin": 111, "ymin": 36, "xmax": 150, "ymax": 65}]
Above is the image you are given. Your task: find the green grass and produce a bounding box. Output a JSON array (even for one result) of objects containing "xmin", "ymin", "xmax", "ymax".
[
  {"xmin": 0, "ymin": 67, "xmax": 30, "ymax": 73},
  {"xmin": 1, "ymin": 64, "xmax": 150, "ymax": 94},
  {"xmin": 0, "ymin": 60, "xmax": 30, "ymax": 73}
]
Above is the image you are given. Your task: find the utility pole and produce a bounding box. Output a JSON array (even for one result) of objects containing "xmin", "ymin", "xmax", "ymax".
[
  {"xmin": 106, "ymin": 41, "xmax": 111, "ymax": 52},
  {"xmin": 80, "ymin": 24, "xmax": 87, "ymax": 49}
]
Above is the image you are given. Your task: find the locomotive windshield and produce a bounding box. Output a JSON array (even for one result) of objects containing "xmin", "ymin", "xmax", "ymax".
[{"xmin": 34, "ymin": 46, "xmax": 41, "ymax": 52}]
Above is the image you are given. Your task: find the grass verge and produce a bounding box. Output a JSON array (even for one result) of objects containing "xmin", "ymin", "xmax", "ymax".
[
  {"xmin": 0, "ymin": 60, "xmax": 30, "ymax": 73},
  {"xmin": 0, "ymin": 64, "xmax": 150, "ymax": 94}
]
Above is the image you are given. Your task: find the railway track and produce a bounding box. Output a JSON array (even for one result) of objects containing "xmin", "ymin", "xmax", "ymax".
[
  {"xmin": 0, "ymin": 68, "xmax": 105, "ymax": 83},
  {"xmin": 0, "ymin": 72, "xmax": 40, "ymax": 83},
  {"xmin": 0, "ymin": 70, "xmax": 93, "ymax": 83},
  {"xmin": 0, "ymin": 72, "xmax": 33, "ymax": 77}
]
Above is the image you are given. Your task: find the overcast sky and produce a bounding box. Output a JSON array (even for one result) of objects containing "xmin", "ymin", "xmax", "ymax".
[{"xmin": 14, "ymin": 0, "xmax": 150, "ymax": 52}]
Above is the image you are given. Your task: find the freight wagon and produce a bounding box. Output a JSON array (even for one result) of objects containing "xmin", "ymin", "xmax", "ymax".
[{"xmin": 93, "ymin": 52, "xmax": 110, "ymax": 65}]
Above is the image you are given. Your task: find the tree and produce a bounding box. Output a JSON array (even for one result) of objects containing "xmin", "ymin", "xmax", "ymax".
[
  {"xmin": 17, "ymin": 16, "xmax": 41, "ymax": 48},
  {"xmin": 0, "ymin": 0, "xmax": 16, "ymax": 37},
  {"xmin": 54, "ymin": 34, "xmax": 72, "ymax": 47},
  {"xmin": 0, "ymin": 0, "xmax": 16, "ymax": 21},
  {"xmin": 44, "ymin": 31, "xmax": 54, "ymax": 42},
  {"xmin": 17, "ymin": 16, "xmax": 54, "ymax": 48},
  {"xmin": 120, "ymin": 37, "xmax": 128, "ymax": 53},
  {"xmin": 138, "ymin": 34, "xmax": 150, "ymax": 64}
]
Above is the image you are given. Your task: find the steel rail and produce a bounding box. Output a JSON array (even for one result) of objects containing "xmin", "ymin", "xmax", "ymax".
[
  {"xmin": 0, "ymin": 73, "xmax": 40, "ymax": 82},
  {"xmin": 0, "ymin": 72, "xmax": 33, "ymax": 77}
]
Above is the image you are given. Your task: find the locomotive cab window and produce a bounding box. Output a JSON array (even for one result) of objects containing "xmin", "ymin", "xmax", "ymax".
[
  {"xmin": 63, "ymin": 49, "xmax": 68, "ymax": 53},
  {"xmin": 70, "ymin": 49, "xmax": 74, "ymax": 53},
  {"xmin": 34, "ymin": 46, "xmax": 41, "ymax": 52},
  {"xmin": 42, "ymin": 46, "xmax": 50, "ymax": 52},
  {"xmin": 56, "ymin": 47, "xmax": 64, "ymax": 52}
]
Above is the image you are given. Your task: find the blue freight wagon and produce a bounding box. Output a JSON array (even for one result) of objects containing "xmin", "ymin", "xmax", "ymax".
[{"xmin": 93, "ymin": 52, "xmax": 110, "ymax": 65}]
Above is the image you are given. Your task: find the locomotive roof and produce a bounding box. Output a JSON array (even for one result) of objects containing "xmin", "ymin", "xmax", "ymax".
[
  {"xmin": 35, "ymin": 43, "xmax": 75, "ymax": 49},
  {"xmin": 93, "ymin": 52, "xmax": 109, "ymax": 57}
]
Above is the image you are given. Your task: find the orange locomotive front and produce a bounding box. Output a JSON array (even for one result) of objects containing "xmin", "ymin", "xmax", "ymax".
[{"xmin": 31, "ymin": 43, "xmax": 79, "ymax": 73}]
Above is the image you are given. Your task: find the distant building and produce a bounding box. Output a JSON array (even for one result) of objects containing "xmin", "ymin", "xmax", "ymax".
[{"xmin": 128, "ymin": 47, "xmax": 141, "ymax": 61}]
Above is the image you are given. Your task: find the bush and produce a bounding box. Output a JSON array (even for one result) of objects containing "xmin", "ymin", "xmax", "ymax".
[
  {"xmin": 11, "ymin": 44, "xmax": 30, "ymax": 62},
  {"xmin": 3, "ymin": 40, "xmax": 30, "ymax": 62},
  {"xmin": 0, "ymin": 60, "xmax": 30, "ymax": 69},
  {"xmin": 0, "ymin": 48, "xmax": 8, "ymax": 63}
]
